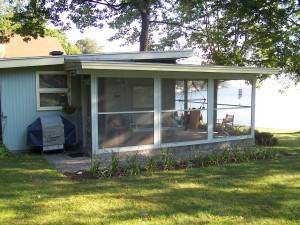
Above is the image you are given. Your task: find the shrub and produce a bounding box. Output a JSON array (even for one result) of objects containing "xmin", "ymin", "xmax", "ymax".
[
  {"xmin": 194, "ymin": 153, "xmax": 205, "ymax": 167},
  {"xmin": 161, "ymin": 149, "xmax": 174, "ymax": 170},
  {"xmin": 85, "ymin": 146, "xmax": 287, "ymax": 179},
  {"xmin": 107, "ymin": 152, "xmax": 120, "ymax": 177},
  {"xmin": 125, "ymin": 153, "xmax": 141, "ymax": 176},
  {"xmin": 89, "ymin": 160, "xmax": 101, "ymax": 177},
  {"xmin": 145, "ymin": 156, "xmax": 157, "ymax": 173},
  {"xmin": 0, "ymin": 145, "xmax": 10, "ymax": 159},
  {"xmin": 255, "ymin": 130, "xmax": 278, "ymax": 146},
  {"xmin": 96, "ymin": 151, "xmax": 122, "ymax": 178}
]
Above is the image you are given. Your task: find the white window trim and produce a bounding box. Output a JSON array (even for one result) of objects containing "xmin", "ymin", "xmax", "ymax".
[{"xmin": 36, "ymin": 71, "xmax": 70, "ymax": 111}]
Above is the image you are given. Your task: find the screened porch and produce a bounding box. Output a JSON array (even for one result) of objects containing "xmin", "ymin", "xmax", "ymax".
[{"xmin": 96, "ymin": 77, "xmax": 254, "ymax": 150}]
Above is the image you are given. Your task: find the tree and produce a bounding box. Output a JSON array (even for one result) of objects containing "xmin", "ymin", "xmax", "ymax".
[
  {"xmin": 0, "ymin": 0, "xmax": 20, "ymax": 43},
  {"xmin": 0, "ymin": 0, "xmax": 78, "ymax": 54},
  {"xmin": 13, "ymin": 0, "xmax": 177, "ymax": 51},
  {"xmin": 2, "ymin": 0, "xmax": 299, "ymax": 83},
  {"xmin": 0, "ymin": 0, "xmax": 48, "ymax": 43},
  {"xmin": 161, "ymin": 0, "xmax": 300, "ymax": 83},
  {"xmin": 45, "ymin": 29, "xmax": 81, "ymax": 54},
  {"xmin": 75, "ymin": 38, "xmax": 102, "ymax": 54}
]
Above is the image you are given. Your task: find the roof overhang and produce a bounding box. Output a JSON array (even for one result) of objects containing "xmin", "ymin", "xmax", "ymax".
[
  {"xmin": 65, "ymin": 61, "xmax": 279, "ymax": 75},
  {"xmin": 0, "ymin": 50, "xmax": 279, "ymax": 76},
  {"xmin": 65, "ymin": 50, "xmax": 193, "ymax": 63},
  {"xmin": 0, "ymin": 50, "xmax": 193, "ymax": 69},
  {"xmin": 0, "ymin": 56, "xmax": 65, "ymax": 69}
]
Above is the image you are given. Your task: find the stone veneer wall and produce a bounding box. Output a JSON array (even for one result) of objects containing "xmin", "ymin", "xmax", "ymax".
[{"xmin": 94, "ymin": 138, "xmax": 255, "ymax": 166}]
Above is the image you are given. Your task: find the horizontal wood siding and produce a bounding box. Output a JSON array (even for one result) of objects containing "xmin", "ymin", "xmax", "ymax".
[{"xmin": 0, "ymin": 66, "xmax": 80, "ymax": 151}]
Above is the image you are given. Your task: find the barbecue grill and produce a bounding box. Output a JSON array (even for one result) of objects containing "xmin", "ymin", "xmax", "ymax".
[{"xmin": 27, "ymin": 116, "xmax": 76, "ymax": 153}]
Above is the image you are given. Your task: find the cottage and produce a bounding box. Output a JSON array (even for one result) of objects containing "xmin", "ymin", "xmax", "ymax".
[{"xmin": 0, "ymin": 50, "xmax": 278, "ymax": 155}]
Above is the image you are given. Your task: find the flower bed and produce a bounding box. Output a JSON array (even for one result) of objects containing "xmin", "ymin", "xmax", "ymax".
[{"xmin": 63, "ymin": 146, "xmax": 290, "ymax": 181}]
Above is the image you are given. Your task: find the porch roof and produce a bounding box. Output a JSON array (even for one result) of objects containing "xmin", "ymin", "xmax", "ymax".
[
  {"xmin": 65, "ymin": 50, "xmax": 193, "ymax": 63},
  {"xmin": 65, "ymin": 60, "xmax": 279, "ymax": 75},
  {"xmin": 0, "ymin": 50, "xmax": 279, "ymax": 75},
  {"xmin": 0, "ymin": 50, "xmax": 193, "ymax": 69}
]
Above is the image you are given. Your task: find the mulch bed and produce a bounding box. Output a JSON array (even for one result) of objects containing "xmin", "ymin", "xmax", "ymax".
[
  {"xmin": 62, "ymin": 150, "xmax": 293, "ymax": 182},
  {"xmin": 63, "ymin": 162, "xmax": 194, "ymax": 181},
  {"xmin": 63, "ymin": 171, "xmax": 100, "ymax": 181}
]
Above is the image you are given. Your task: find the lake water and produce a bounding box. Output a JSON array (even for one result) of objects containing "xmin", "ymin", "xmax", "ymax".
[{"xmin": 176, "ymin": 85, "xmax": 300, "ymax": 131}]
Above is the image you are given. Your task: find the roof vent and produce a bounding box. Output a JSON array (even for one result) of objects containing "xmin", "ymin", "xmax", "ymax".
[{"xmin": 49, "ymin": 51, "xmax": 64, "ymax": 56}]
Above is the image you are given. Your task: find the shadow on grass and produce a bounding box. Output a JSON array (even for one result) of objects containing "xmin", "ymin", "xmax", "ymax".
[
  {"xmin": 1, "ymin": 151, "xmax": 299, "ymax": 224},
  {"xmin": 259, "ymin": 131, "xmax": 300, "ymax": 155},
  {"xmin": 92, "ymin": 157, "xmax": 300, "ymax": 223}
]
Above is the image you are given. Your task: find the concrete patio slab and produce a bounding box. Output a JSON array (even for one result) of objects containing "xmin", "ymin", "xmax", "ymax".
[{"xmin": 43, "ymin": 152, "xmax": 92, "ymax": 172}]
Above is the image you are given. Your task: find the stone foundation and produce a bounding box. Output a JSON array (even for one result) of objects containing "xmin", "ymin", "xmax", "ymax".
[{"xmin": 93, "ymin": 138, "xmax": 255, "ymax": 166}]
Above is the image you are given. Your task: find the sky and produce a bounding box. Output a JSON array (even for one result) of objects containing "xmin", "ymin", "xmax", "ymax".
[
  {"xmin": 63, "ymin": 25, "xmax": 202, "ymax": 63},
  {"xmin": 64, "ymin": 25, "xmax": 139, "ymax": 53}
]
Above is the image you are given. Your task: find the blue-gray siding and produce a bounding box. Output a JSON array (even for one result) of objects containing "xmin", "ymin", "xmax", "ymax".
[{"xmin": 0, "ymin": 65, "xmax": 81, "ymax": 151}]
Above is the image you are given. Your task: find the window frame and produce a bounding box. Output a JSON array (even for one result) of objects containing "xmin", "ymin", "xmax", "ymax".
[{"xmin": 36, "ymin": 71, "xmax": 70, "ymax": 111}]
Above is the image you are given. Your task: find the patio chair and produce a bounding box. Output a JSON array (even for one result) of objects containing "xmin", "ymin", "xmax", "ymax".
[
  {"xmin": 222, "ymin": 114, "xmax": 234, "ymax": 127},
  {"xmin": 216, "ymin": 114, "xmax": 234, "ymax": 137}
]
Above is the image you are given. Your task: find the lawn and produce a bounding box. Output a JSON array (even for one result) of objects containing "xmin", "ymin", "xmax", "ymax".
[{"xmin": 0, "ymin": 130, "xmax": 299, "ymax": 225}]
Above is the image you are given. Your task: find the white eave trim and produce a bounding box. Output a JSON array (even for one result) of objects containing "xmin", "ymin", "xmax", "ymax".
[
  {"xmin": 65, "ymin": 50, "xmax": 193, "ymax": 62},
  {"xmin": 0, "ymin": 50, "xmax": 193, "ymax": 69},
  {"xmin": 0, "ymin": 56, "xmax": 64, "ymax": 69},
  {"xmin": 66, "ymin": 61, "xmax": 279, "ymax": 75}
]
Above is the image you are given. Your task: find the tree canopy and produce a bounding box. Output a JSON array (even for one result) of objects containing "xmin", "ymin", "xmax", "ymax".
[
  {"xmin": 75, "ymin": 38, "xmax": 102, "ymax": 54},
  {"xmin": 0, "ymin": 0, "xmax": 21, "ymax": 43},
  {"xmin": 0, "ymin": 0, "xmax": 49, "ymax": 43},
  {"xmin": 167, "ymin": 0, "xmax": 300, "ymax": 83},
  {"xmin": 0, "ymin": 1, "xmax": 80, "ymax": 54},
  {"xmin": 0, "ymin": 0, "xmax": 299, "ymax": 83},
  {"xmin": 45, "ymin": 29, "xmax": 81, "ymax": 55},
  {"xmin": 31, "ymin": 0, "xmax": 175, "ymax": 51}
]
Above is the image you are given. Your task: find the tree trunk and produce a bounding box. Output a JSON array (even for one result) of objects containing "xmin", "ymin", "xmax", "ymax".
[
  {"xmin": 140, "ymin": 10, "xmax": 150, "ymax": 51},
  {"xmin": 139, "ymin": 0, "xmax": 151, "ymax": 51}
]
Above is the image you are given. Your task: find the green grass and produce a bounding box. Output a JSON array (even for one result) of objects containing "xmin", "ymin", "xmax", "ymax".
[{"xmin": 1, "ymin": 130, "xmax": 300, "ymax": 225}]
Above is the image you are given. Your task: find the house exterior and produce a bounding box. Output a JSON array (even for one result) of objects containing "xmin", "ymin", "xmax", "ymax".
[{"xmin": 0, "ymin": 50, "xmax": 278, "ymax": 155}]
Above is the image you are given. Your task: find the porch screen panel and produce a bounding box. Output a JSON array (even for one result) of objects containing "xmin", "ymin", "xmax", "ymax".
[
  {"xmin": 161, "ymin": 79, "xmax": 208, "ymax": 144},
  {"xmin": 98, "ymin": 78, "xmax": 154, "ymax": 112},
  {"xmin": 213, "ymin": 79, "xmax": 253, "ymax": 138},
  {"xmin": 98, "ymin": 78, "xmax": 154, "ymax": 148}
]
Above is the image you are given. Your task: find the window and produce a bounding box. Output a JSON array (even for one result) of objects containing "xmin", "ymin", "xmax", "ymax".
[{"xmin": 36, "ymin": 71, "xmax": 69, "ymax": 110}]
